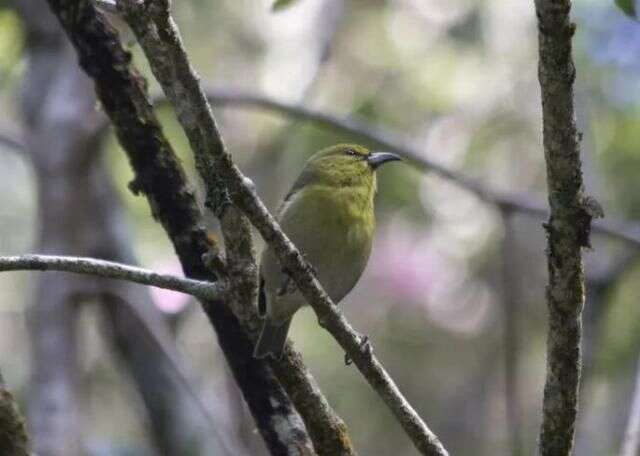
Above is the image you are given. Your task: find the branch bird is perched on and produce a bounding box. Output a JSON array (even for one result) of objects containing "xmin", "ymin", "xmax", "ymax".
[{"xmin": 254, "ymin": 144, "xmax": 402, "ymax": 359}]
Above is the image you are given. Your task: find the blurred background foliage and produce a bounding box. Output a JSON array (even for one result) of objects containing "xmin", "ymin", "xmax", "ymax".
[{"xmin": 1, "ymin": 0, "xmax": 640, "ymax": 454}]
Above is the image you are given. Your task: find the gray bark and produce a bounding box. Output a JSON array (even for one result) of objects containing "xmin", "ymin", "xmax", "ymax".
[
  {"xmin": 41, "ymin": 1, "xmax": 319, "ymax": 454},
  {"xmin": 534, "ymin": 1, "xmax": 599, "ymax": 455},
  {"xmin": 14, "ymin": 0, "xmax": 219, "ymax": 454},
  {"xmin": 115, "ymin": 1, "xmax": 446, "ymax": 454}
]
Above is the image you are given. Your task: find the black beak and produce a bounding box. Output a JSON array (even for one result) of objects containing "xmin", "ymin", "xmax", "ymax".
[{"xmin": 367, "ymin": 151, "xmax": 402, "ymax": 170}]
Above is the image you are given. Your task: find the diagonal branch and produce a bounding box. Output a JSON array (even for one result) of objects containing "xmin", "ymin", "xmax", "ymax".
[
  {"xmin": 156, "ymin": 88, "xmax": 639, "ymax": 248},
  {"xmin": 7, "ymin": 79, "xmax": 635, "ymax": 249},
  {"xmin": 43, "ymin": 1, "xmax": 316, "ymax": 453},
  {"xmin": 116, "ymin": 1, "xmax": 355, "ymax": 454},
  {"xmin": 0, "ymin": 254, "xmax": 225, "ymax": 301},
  {"xmin": 116, "ymin": 1, "xmax": 447, "ymax": 454}
]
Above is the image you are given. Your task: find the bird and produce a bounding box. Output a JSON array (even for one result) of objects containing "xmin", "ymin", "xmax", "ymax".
[{"xmin": 254, "ymin": 143, "xmax": 401, "ymax": 359}]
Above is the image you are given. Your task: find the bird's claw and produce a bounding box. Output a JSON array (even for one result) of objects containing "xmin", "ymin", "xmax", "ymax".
[{"xmin": 344, "ymin": 335, "xmax": 371, "ymax": 366}]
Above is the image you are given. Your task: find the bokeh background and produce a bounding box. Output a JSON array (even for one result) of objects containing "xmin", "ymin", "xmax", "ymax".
[{"xmin": 1, "ymin": 0, "xmax": 639, "ymax": 454}]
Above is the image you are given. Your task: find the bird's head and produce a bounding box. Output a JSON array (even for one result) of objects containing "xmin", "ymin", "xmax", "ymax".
[{"xmin": 303, "ymin": 144, "xmax": 402, "ymax": 189}]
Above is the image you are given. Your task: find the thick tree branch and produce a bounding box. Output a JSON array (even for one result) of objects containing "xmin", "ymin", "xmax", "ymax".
[
  {"xmin": 43, "ymin": 1, "xmax": 316, "ymax": 453},
  {"xmin": 534, "ymin": 1, "xmax": 596, "ymax": 455},
  {"xmin": 0, "ymin": 371, "xmax": 29, "ymax": 456},
  {"xmin": 0, "ymin": 254, "xmax": 225, "ymax": 300},
  {"xmin": 116, "ymin": 1, "xmax": 447, "ymax": 454},
  {"xmin": 116, "ymin": 2, "xmax": 354, "ymax": 454}
]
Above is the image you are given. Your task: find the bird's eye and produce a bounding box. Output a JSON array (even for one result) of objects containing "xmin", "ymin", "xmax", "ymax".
[{"xmin": 345, "ymin": 149, "xmax": 358, "ymax": 157}]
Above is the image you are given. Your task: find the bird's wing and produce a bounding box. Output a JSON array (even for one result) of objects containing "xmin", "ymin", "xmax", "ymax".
[{"xmin": 278, "ymin": 165, "xmax": 318, "ymax": 215}]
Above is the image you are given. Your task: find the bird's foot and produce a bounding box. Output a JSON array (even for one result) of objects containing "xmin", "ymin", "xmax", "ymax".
[{"xmin": 344, "ymin": 335, "xmax": 371, "ymax": 366}]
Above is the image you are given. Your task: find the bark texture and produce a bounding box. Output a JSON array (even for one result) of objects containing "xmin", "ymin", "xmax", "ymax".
[
  {"xmin": 0, "ymin": 372, "xmax": 30, "ymax": 456},
  {"xmin": 13, "ymin": 0, "xmax": 232, "ymax": 454},
  {"xmin": 42, "ymin": 1, "xmax": 316, "ymax": 454},
  {"xmin": 534, "ymin": 1, "xmax": 599, "ymax": 455},
  {"xmin": 114, "ymin": 1, "xmax": 446, "ymax": 455},
  {"xmin": 116, "ymin": 2, "xmax": 356, "ymax": 454}
]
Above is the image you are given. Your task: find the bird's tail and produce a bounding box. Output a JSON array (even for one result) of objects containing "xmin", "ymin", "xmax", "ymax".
[{"xmin": 254, "ymin": 318, "xmax": 292, "ymax": 360}]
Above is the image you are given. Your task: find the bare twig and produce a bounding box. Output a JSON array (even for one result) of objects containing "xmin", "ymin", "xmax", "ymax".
[
  {"xmin": 171, "ymin": 88, "xmax": 637, "ymax": 248},
  {"xmin": 534, "ymin": 1, "xmax": 595, "ymax": 455},
  {"xmin": 7, "ymin": 82, "xmax": 640, "ymax": 251},
  {"xmin": 117, "ymin": 1, "xmax": 447, "ymax": 454},
  {"xmin": 620, "ymin": 354, "xmax": 640, "ymax": 456},
  {"xmin": 0, "ymin": 254, "xmax": 225, "ymax": 300}
]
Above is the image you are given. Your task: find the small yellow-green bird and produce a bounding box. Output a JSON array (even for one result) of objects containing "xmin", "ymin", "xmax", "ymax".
[{"xmin": 254, "ymin": 143, "xmax": 401, "ymax": 359}]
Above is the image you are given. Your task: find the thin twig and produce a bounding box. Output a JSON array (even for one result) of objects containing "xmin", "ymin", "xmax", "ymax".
[
  {"xmin": 534, "ymin": 1, "xmax": 594, "ymax": 455},
  {"xmin": 620, "ymin": 354, "xmax": 640, "ymax": 456},
  {"xmin": 0, "ymin": 254, "xmax": 225, "ymax": 300},
  {"xmin": 9, "ymin": 82, "xmax": 640, "ymax": 250},
  {"xmin": 117, "ymin": 1, "xmax": 447, "ymax": 454}
]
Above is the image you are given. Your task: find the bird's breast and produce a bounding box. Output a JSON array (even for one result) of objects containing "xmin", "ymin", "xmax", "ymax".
[{"xmin": 280, "ymin": 184, "xmax": 375, "ymax": 302}]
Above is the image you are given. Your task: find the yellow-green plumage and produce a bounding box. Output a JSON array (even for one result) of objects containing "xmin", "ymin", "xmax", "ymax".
[{"xmin": 254, "ymin": 144, "xmax": 401, "ymax": 359}]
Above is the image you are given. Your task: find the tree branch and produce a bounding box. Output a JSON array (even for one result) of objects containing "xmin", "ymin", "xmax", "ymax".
[
  {"xmin": 116, "ymin": 2, "xmax": 355, "ymax": 454},
  {"xmin": 8, "ymin": 78, "xmax": 638, "ymax": 249},
  {"xmin": 0, "ymin": 254, "xmax": 225, "ymax": 301},
  {"xmin": 116, "ymin": 1, "xmax": 447, "ymax": 454},
  {"xmin": 159, "ymin": 88, "xmax": 637, "ymax": 248},
  {"xmin": 534, "ymin": 1, "xmax": 595, "ymax": 455},
  {"xmin": 0, "ymin": 371, "xmax": 29, "ymax": 456},
  {"xmin": 43, "ymin": 1, "xmax": 316, "ymax": 453}
]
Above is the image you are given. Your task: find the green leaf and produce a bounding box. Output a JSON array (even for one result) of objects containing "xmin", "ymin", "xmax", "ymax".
[
  {"xmin": 615, "ymin": 0, "xmax": 637, "ymax": 18},
  {"xmin": 271, "ymin": 0, "xmax": 298, "ymax": 12}
]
